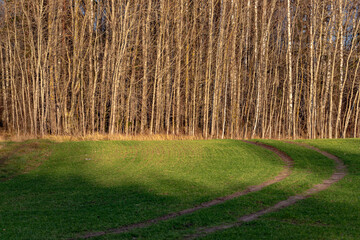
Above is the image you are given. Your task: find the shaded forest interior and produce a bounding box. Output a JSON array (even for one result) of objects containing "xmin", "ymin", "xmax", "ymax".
[{"xmin": 0, "ymin": 0, "xmax": 359, "ymax": 139}]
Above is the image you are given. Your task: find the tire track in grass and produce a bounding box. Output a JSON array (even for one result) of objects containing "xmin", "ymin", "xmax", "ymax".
[
  {"xmin": 184, "ymin": 142, "xmax": 347, "ymax": 240},
  {"xmin": 73, "ymin": 141, "xmax": 293, "ymax": 239}
]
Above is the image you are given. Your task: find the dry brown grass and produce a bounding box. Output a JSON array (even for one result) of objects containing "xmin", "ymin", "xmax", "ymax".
[
  {"xmin": 0, "ymin": 130, "xmax": 311, "ymax": 142},
  {"xmin": 0, "ymin": 133, "xmax": 206, "ymax": 142}
]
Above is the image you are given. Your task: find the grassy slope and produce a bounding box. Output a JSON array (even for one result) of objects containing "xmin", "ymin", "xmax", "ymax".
[
  {"xmin": 199, "ymin": 139, "xmax": 360, "ymax": 240},
  {"xmin": 94, "ymin": 140, "xmax": 335, "ymax": 240},
  {"xmin": 0, "ymin": 140, "xmax": 283, "ymax": 240}
]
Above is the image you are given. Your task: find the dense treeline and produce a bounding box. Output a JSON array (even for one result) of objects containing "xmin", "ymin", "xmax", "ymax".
[{"xmin": 0, "ymin": 0, "xmax": 359, "ymax": 139}]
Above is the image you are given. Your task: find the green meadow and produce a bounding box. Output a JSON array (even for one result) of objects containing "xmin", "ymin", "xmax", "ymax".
[{"xmin": 0, "ymin": 139, "xmax": 359, "ymax": 239}]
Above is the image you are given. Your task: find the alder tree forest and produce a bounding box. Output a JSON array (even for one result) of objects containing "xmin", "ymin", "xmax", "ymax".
[{"xmin": 0, "ymin": 0, "xmax": 359, "ymax": 139}]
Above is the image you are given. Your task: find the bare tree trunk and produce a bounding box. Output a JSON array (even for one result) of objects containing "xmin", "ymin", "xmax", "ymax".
[
  {"xmin": 150, "ymin": 0, "xmax": 165, "ymax": 134},
  {"xmin": 203, "ymin": 0, "xmax": 214, "ymax": 138},
  {"xmin": 287, "ymin": 0, "xmax": 294, "ymax": 139},
  {"xmin": 335, "ymin": 0, "xmax": 344, "ymax": 139},
  {"xmin": 155, "ymin": 1, "xmax": 167, "ymax": 134},
  {"xmin": 165, "ymin": 14, "xmax": 172, "ymax": 135},
  {"xmin": 321, "ymin": 2, "xmax": 334, "ymax": 138},
  {"xmin": 354, "ymin": 87, "xmax": 360, "ymax": 138},
  {"xmin": 251, "ymin": 0, "xmax": 260, "ymax": 138},
  {"xmin": 211, "ymin": 0, "xmax": 227, "ymax": 138},
  {"xmin": 126, "ymin": 12, "xmax": 141, "ymax": 135},
  {"xmin": 308, "ymin": 0, "xmax": 315, "ymax": 139},
  {"xmin": 343, "ymin": 57, "xmax": 360, "ymax": 137},
  {"xmin": 140, "ymin": 0, "xmax": 152, "ymax": 134},
  {"xmin": 175, "ymin": 0, "xmax": 184, "ymax": 135}
]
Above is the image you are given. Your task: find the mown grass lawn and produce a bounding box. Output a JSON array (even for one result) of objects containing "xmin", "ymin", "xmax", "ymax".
[{"xmin": 0, "ymin": 140, "xmax": 283, "ymax": 240}]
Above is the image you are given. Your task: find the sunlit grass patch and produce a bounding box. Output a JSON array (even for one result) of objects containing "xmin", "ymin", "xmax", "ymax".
[
  {"xmin": 0, "ymin": 140, "xmax": 283, "ymax": 240},
  {"xmin": 109, "ymin": 140, "xmax": 335, "ymax": 240}
]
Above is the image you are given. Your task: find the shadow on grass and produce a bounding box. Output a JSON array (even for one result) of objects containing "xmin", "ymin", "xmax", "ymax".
[
  {"xmin": 1, "ymin": 139, "xmax": 357, "ymax": 240},
  {"xmin": 0, "ymin": 170, "xmax": 215, "ymax": 240}
]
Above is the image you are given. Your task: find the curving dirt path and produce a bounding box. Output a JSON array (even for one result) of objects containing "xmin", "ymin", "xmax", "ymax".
[
  {"xmin": 73, "ymin": 141, "xmax": 293, "ymax": 239},
  {"xmin": 184, "ymin": 142, "xmax": 347, "ymax": 240}
]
